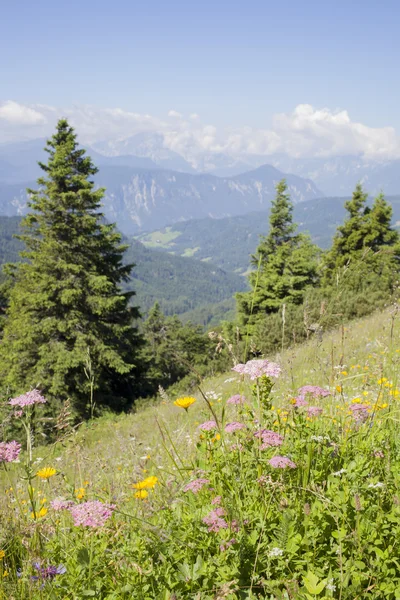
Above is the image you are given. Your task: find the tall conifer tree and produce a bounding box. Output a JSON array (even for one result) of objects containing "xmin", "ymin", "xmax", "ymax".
[
  {"xmin": 0, "ymin": 120, "xmax": 143, "ymax": 415},
  {"xmin": 237, "ymin": 180, "xmax": 319, "ymax": 329}
]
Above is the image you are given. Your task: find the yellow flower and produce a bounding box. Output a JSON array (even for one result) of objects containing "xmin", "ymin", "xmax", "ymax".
[
  {"xmin": 36, "ymin": 467, "xmax": 57, "ymax": 479},
  {"xmin": 30, "ymin": 507, "xmax": 48, "ymax": 520},
  {"xmin": 3, "ymin": 571, "xmax": 8, "ymax": 577},
  {"xmin": 0, "ymin": 550, "xmax": 5, "ymax": 560},
  {"xmin": 75, "ymin": 487, "xmax": 86, "ymax": 499},
  {"xmin": 132, "ymin": 476, "xmax": 158, "ymax": 490},
  {"xmin": 174, "ymin": 396, "xmax": 196, "ymax": 410},
  {"xmin": 134, "ymin": 490, "xmax": 148, "ymax": 499},
  {"xmin": 336, "ymin": 385, "xmax": 342, "ymax": 393}
]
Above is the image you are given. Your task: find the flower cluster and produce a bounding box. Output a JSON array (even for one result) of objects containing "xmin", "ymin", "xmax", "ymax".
[
  {"xmin": 202, "ymin": 507, "xmax": 228, "ymax": 533},
  {"xmin": 307, "ymin": 406, "xmax": 323, "ymax": 417},
  {"xmin": 349, "ymin": 403, "xmax": 369, "ymax": 423},
  {"xmin": 255, "ymin": 429, "xmax": 284, "ymax": 449},
  {"xmin": 69, "ymin": 501, "xmax": 116, "ymax": 528},
  {"xmin": 268, "ymin": 456, "xmax": 296, "ymax": 469},
  {"xmin": 298, "ymin": 385, "xmax": 330, "ymax": 398},
  {"xmin": 183, "ymin": 478, "xmax": 210, "ymax": 493},
  {"xmin": 232, "ymin": 359, "xmax": 281, "ymax": 380},
  {"xmin": 224, "ymin": 421, "xmax": 245, "ymax": 433},
  {"xmin": 226, "ymin": 394, "xmax": 247, "ymax": 405},
  {"xmin": 198, "ymin": 420, "xmax": 217, "ymax": 431},
  {"xmin": 9, "ymin": 389, "xmax": 46, "ymax": 407},
  {"xmin": 50, "ymin": 498, "xmax": 75, "ymax": 511},
  {"xmin": 0, "ymin": 440, "xmax": 21, "ymax": 463}
]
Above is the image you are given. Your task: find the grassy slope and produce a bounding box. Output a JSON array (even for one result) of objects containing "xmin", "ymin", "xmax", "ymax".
[{"xmin": 47, "ymin": 305, "xmax": 399, "ymax": 478}]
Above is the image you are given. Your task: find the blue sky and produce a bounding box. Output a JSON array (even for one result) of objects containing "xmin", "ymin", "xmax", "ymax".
[{"xmin": 1, "ymin": 0, "xmax": 400, "ymax": 157}]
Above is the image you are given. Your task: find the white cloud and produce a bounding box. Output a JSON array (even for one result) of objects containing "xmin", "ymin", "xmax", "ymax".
[
  {"xmin": 0, "ymin": 100, "xmax": 399, "ymax": 161},
  {"xmin": 0, "ymin": 101, "xmax": 46, "ymax": 125}
]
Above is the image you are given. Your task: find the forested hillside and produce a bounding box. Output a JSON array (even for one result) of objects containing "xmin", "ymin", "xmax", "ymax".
[
  {"xmin": 137, "ymin": 195, "xmax": 400, "ymax": 273},
  {"xmin": 0, "ymin": 216, "xmax": 246, "ymax": 318}
]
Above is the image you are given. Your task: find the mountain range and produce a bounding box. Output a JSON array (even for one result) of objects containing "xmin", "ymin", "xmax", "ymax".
[{"xmin": 0, "ymin": 138, "xmax": 322, "ymax": 233}]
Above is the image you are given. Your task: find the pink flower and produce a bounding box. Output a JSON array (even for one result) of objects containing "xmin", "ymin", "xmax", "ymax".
[
  {"xmin": 198, "ymin": 420, "xmax": 217, "ymax": 431},
  {"xmin": 50, "ymin": 498, "xmax": 75, "ymax": 511},
  {"xmin": 0, "ymin": 441, "xmax": 21, "ymax": 463},
  {"xmin": 203, "ymin": 507, "xmax": 228, "ymax": 533},
  {"xmin": 211, "ymin": 496, "xmax": 222, "ymax": 505},
  {"xmin": 349, "ymin": 403, "xmax": 369, "ymax": 423},
  {"xmin": 69, "ymin": 501, "xmax": 116, "ymax": 528},
  {"xmin": 9, "ymin": 389, "xmax": 46, "ymax": 408},
  {"xmin": 298, "ymin": 385, "xmax": 330, "ymax": 398},
  {"xmin": 374, "ymin": 450, "xmax": 384, "ymax": 459},
  {"xmin": 255, "ymin": 429, "xmax": 284, "ymax": 448},
  {"xmin": 268, "ymin": 456, "xmax": 297, "ymax": 469},
  {"xmin": 307, "ymin": 406, "xmax": 323, "ymax": 417},
  {"xmin": 220, "ymin": 538, "xmax": 237, "ymax": 551},
  {"xmin": 292, "ymin": 396, "xmax": 308, "ymax": 408},
  {"xmin": 227, "ymin": 395, "xmax": 247, "ymax": 405},
  {"xmin": 183, "ymin": 478, "xmax": 210, "ymax": 494},
  {"xmin": 224, "ymin": 422, "xmax": 245, "ymax": 433},
  {"xmin": 232, "ymin": 359, "xmax": 281, "ymax": 380}
]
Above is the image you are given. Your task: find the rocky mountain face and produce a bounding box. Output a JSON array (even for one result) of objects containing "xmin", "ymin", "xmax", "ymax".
[{"xmin": 0, "ymin": 139, "xmax": 323, "ymax": 234}]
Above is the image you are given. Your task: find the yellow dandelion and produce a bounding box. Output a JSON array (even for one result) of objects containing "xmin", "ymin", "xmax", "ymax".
[
  {"xmin": 174, "ymin": 396, "xmax": 196, "ymax": 410},
  {"xmin": 133, "ymin": 476, "xmax": 158, "ymax": 490},
  {"xmin": 0, "ymin": 550, "xmax": 5, "ymax": 560},
  {"xmin": 134, "ymin": 490, "xmax": 148, "ymax": 499},
  {"xmin": 30, "ymin": 507, "xmax": 48, "ymax": 520},
  {"xmin": 36, "ymin": 467, "xmax": 57, "ymax": 480}
]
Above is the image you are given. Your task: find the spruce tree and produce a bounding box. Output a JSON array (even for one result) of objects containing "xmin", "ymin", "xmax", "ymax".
[
  {"xmin": 322, "ymin": 185, "xmax": 400, "ymax": 290},
  {"xmin": 237, "ymin": 179, "xmax": 319, "ymax": 329},
  {"xmin": 0, "ymin": 119, "xmax": 143, "ymax": 416}
]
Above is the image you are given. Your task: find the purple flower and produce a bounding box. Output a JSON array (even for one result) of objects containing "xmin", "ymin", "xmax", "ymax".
[
  {"xmin": 232, "ymin": 359, "xmax": 281, "ymax": 380},
  {"xmin": 307, "ymin": 406, "xmax": 323, "ymax": 417},
  {"xmin": 50, "ymin": 498, "xmax": 75, "ymax": 511},
  {"xmin": 220, "ymin": 538, "xmax": 237, "ymax": 551},
  {"xmin": 298, "ymin": 385, "xmax": 330, "ymax": 398},
  {"xmin": 0, "ymin": 440, "xmax": 21, "ymax": 463},
  {"xmin": 198, "ymin": 420, "xmax": 217, "ymax": 431},
  {"xmin": 224, "ymin": 422, "xmax": 245, "ymax": 433},
  {"xmin": 211, "ymin": 495, "xmax": 222, "ymax": 505},
  {"xmin": 255, "ymin": 429, "xmax": 284, "ymax": 448},
  {"xmin": 292, "ymin": 396, "xmax": 308, "ymax": 408},
  {"xmin": 203, "ymin": 507, "xmax": 229, "ymax": 533},
  {"xmin": 69, "ymin": 501, "xmax": 116, "ymax": 528},
  {"xmin": 227, "ymin": 394, "xmax": 247, "ymax": 405},
  {"xmin": 183, "ymin": 478, "xmax": 210, "ymax": 494},
  {"xmin": 32, "ymin": 562, "xmax": 66, "ymax": 580},
  {"xmin": 349, "ymin": 403, "xmax": 369, "ymax": 423},
  {"xmin": 9, "ymin": 389, "xmax": 46, "ymax": 408},
  {"xmin": 268, "ymin": 456, "xmax": 297, "ymax": 469}
]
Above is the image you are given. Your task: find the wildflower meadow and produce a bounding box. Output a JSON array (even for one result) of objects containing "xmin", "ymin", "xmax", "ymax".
[{"xmin": 1, "ymin": 307, "xmax": 400, "ymax": 599}]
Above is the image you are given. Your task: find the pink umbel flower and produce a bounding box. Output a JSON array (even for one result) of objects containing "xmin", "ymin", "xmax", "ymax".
[
  {"xmin": 0, "ymin": 441, "xmax": 21, "ymax": 463},
  {"xmin": 232, "ymin": 359, "xmax": 281, "ymax": 380},
  {"xmin": 203, "ymin": 507, "xmax": 229, "ymax": 533},
  {"xmin": 50, "ymin": 498, "xmax": 75, "ymax": 511},
  {"xmin": 292, "ymin": 396, "xmax": 308, "ymax": 408},
  {"xmin": 183, "ymin": 479, "xmax": 210, "ymax": 494},
  {"xmin": 227, "ymin": 395, "xmax": 247, "ymax": 405},
  {"xmin": 349, "ymin": 403, "xmax": 369, "ymax": 423},
  {"xmin": 69, "ymin": 501, "xmax": 116, "ymax": 528},
  {"xmin": 224, "ymin": 422, "xmax": 245, "ymax": 433},
  {"xmin": 9, "ymin": 389, "xmax": 46, "ymax": 408},
  {"xmin": 255, "ymin": 429, "xmax": 284, "ymax": 449},
  {"xmin": 298, "ymin": 385, "xmax": 330, "ymax": 398},
  {"xmin": 307, "ymin": 406, "xmax": 323, "ymax": 417},
  {"xmin": 268, "ymin": 456, "xmax": 297, "ymax": 469},
  {"xmin": 211, "ymin": 496, "xmax": 222, "ymax": 505},
  {"xmin": 198, "ymin": 420, "xmax": 217, "ymax": 431}
]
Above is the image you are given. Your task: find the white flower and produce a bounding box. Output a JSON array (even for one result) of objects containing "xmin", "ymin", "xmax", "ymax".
[
  {"xmin": 268, "ymin": 547, "xmax": 283, "ymax": 558},
  {"xmin": 326, "ymin": 578, "xmax": 336, "ymax": 592},
  {"xmin": 332, "ymin": 468, "xmax": 346, "ymax": 476},
  {"xmin": 368, "ymin": 482, "xmax": 385, "ymax": 489},
  {"xmin": 224, "ymin": 377, "xmax": 236, "ymax": 383}
]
